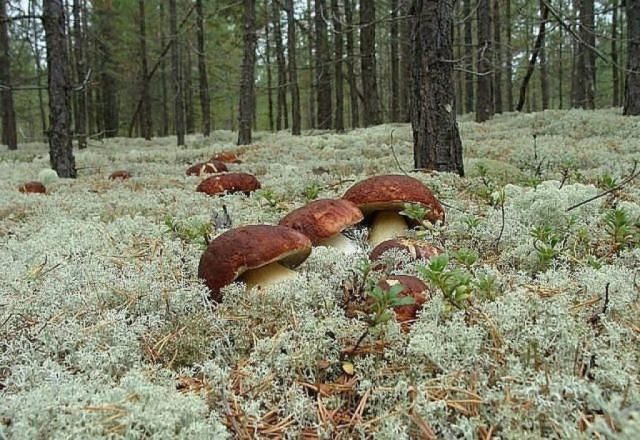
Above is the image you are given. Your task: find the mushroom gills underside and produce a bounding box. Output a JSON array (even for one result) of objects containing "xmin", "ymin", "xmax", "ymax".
[
  {"xmin": 368, "ymin": 210, "xmax": 409, "ymax": 246},
  {"xmin": 316, "ymin": 233, "xmax": 360, "ymax": 253},
  {"xmin": 241, "ymin": 262, "xmax": 299, "ymax": 290}
]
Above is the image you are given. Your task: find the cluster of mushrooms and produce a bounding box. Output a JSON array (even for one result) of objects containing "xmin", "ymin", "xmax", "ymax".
[{"xmin": 194, "ymin": 151, "xmax": 446, "ymax": 328}]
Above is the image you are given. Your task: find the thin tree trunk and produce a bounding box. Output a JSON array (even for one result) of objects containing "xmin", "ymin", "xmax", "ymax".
[
  {"xmin": 463, "ymin": 0, "xmax": 474, "ymax": 113},
  {"xmin": 307, "ymin": 0, "xmax": 316, "ymax": 128},
  {"xmin": 344, "ymin": 0, "xmax": 360, "ymax": 127},
  {"xmin": 539, "ymin": 0, "xmax": 549, "ymax": 110},
  {"xmin": 97, "ymin": 1, "xmax": 118, "ymax": 137},
  {"xmin": 29, "ymin": 0, "xmax": 47, "ymax": 140},
  {"xmin": 265, "ymin": 4, "xmax": 274, "ymax": 132},
  {"xmin": 575, "ymin": 0, "xmax": 595, "ymax": 108},
  {"xmin": 71, "ymin": 0, "xmax": 87, "ymax": 148},
  {"xmin": 170, "ymin": 0, "xmax": 185, "ymax": 145},
  {"xmin": 516, "ymin": 2, "xmax": 549, "ymax": 111},
  {"xmin": 390, "ymin": 0, "xmax": 400, "ymax": 121},
  {"xmin": 360, "ymin": 0, "xmax": 382, "ymax": 125},
  {"xmin": 43, "ymin": 0, "xmax": 76, "ymax": 177},
  {"xmin": 612, "ymin": 0, "xmax": 620, "ymax": 107},
  {"xmin": 196, "ymin": 0, "xmax": 211, "ymax": 136},
  {"xmin": 505, "ymin": 0, "xmax": 513, "ymax": 111},
  {"xmin": 476, "ymin": 0, "xmax": 493, "ymax": 121},
  {"xmin": 410, "ymin": 0, "xmax": 464, "ymax": 176},
  {"xmin": 493, "ymin": 0, "xmax": 503, "ymax": 113},
  {"xmin": 286, "ymin": 0, "xmax": 301, "ymax": 135},
  {"xmin": 0, "ymin": 0, "xmax": 17, "ymax": 150},
  {"xmin": 238, "ymin": 0, "xmax": 257, "ymax": 144},
  {"xmin": 138, "ymin": 0, "xmax": 152, "ymax": 140},
  {"xmin": 558, "ymin": 1, "xmax": 564, "ymax": 109},
  {"xmin": 315, "ymin": 0, "xmax": 332, "ymax": 129},
  {"xmin": 160, "ymin": 1, "xmax": 169, "ymax": 135},
  {"xmin": 273, "ymin": 1, "xmax": 288, "ymax": 130},
  {"xmin": 185, "ymin": 39, "xmax": 195, "ymax": 134},
  {"xmin": 332, "ymin": 0, "xmax": 344, "ymax": 131},
  {"xmin": 624, "ymin": 0, "xmax": 640, "ymax": 115}
]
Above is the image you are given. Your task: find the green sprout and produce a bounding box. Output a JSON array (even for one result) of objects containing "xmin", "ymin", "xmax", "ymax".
[
  {"xmin": 530, "ymin": 224, "xmax": 562, "ymax": 270},
  {"xmin": 164, "ymin": 216, "xmax": 213, "ymax": 248},
  {"xmin": 419, "ymin": 254, "xmax": 472, "ymax": 310},
  {"xmin": 603, "ymin": 208, "xmax": 637, "ymax": 252},
  {"xmin": 302, "ymin": 182, "xmax": 322, "ymax": 201}
]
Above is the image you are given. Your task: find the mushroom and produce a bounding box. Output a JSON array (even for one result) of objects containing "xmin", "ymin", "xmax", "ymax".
[
  {"xmin": 342, "ymin": 175, "xmax": 444, "ymax": 246},
  {"xmin": 210, "ymin": 151, "xmax": 242, "ymax": 164},
  {"xmin": 376, "ymin": 275, "xmax": 430, "ymax": 330},
  {"xmin": 19, "ymin": 181, "xmax": 46, "ymax": 194},
  {"xmin": 196, "ymin": 172, "xmax": 261, "ymax": 196},
  {"xmin": 370, "ymin": 238, "xmax": 443, "ymax": 270},
  {"xmin": 198, "ymin": 225, "xmax": 312, "ymax": 301},
  {"xmin": 109, "ymin": 170, "xmax": 132, "ymax": 180},
  {"xmin": 278, "ymin": 199, "xmax": 364, "ymax": 252},
  {"xmin": 186, "ymin": 160, "xmax": 228, "ymax": 176}
]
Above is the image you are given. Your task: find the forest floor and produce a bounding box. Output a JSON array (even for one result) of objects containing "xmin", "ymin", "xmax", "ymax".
[{"xmin": 1, "ymin": 109, "xmax": 639, "ymax": 439}]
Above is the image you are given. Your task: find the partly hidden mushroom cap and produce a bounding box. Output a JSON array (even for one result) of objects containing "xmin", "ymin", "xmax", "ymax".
[
  {"xmin": 186, "ymin": 160, "xmax": 228, "ymax": 176},
  {"xmin": 198, "ymin": 225, "xmax": 312, "ymax": 302},
  {"xmin": 109, "ymin": 170, "xmax": 132, "ymax": 180},
  {"xmin": 376, "ymin": 275, "xmax": 430, "ymax": 330},
  {"xmin": 196, "ymin": 172, "xmax": 261, "ymax": 196},
  {"xmin": 370, "ymin": 238, "xmax": 443, "ymax": 263},
  {"xmin": 342, "ymin": 174, "xmax": 445, "ymax": 224},
  {"xmin": 279, "ymin": 199, "xmax": 363, "ymax": 245},
  {"xmin": 211, "ymin": 151, "xmax": 242, "ymax": 164},
  {"xmin": 19, "ymin": 181, "xmax": 46, "ymax": 194}
]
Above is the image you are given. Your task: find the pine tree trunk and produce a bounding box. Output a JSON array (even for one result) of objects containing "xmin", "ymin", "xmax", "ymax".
[
  {"xmin": 410, "ymin": 0, "xmax": 463, "ymax": 176},
  {"xmin": 390, "ymin": 0, "xmax": 400, "ymax": 122},
  {"xmin": 315, "ymin": 0, "xmax": 332, "ymax": 129},
  {"xmin": 170, "ymin": 0, "xmax": 185, "ymax": 145},
  {"xmin": 72, "ymin": 0, "xmax": 87, "ymax": 148},
  {"xmin": 344, "ymin": 0, "xmax": 360, "ymax": 127},
  {"xmin": 272, "ymin": 1, "xmax": 288, "ymax": 130},
  {"xmin": 463, "ymin": 0, "xmax": 474, "ymax": 114},
  {"xmin": 29, "ymin": 0, "xmax": 48, "ymax": 140},
  {"xmin": 265, "ymin": 4, "xmax": 275, "ymax": 132},
  {"xmin": 624, "ymin": 0, "xmax": 640, "ymax": 115},
  {"xmin": 0, "ymin": 0, "xmax": 17, "ymax": 150},
  {"xmin": 286, "ymin": 0, "xmax": 301, "ymax": 135},
  {"xmin": 476, "ymin": 0, "xmax": 493, "ymax": 121},
  {"xmin": 43, "ymin": 0, "xmax": 76, "ymax": 177},
  {"xmin": 160, "ymin": 1, "xmax": 169, "ymax": 136},
  {"xmin": 97, "ymin": 2, "xmax": 118, "ymax": 137},
  {"xmin": 360, "ymin": 0, "xmax": 382, "ymax": 125},
  {"xmin": 307, "ymin": 0, "xmax": 316, "ymax": 129},
  {"xmin": 539, "ymin": 0, "xmax": 549, "ymax": 110},
  {"xmin": 185, "ymin": 41, "xmax": 195, "ymax": 134},
  {"xmin": 196, "ymin": 0, "xmax": 211, "ymax": 136},
  {"xmin": 138, "ymin": 0, "xmax": 152, "ymax": 140},
  {"xmin": 332, "ymin": 0, "xmax": 344, "ymax": 131},
  {"xmin": 238, "ymin": 0, "xmax": 257, "ymax": 144},
  {"xmin": 493, "ymin": 0, "xmax": 503, "ymax": 113},
  {"xmin": 612, "ymin": 0, "xmax": 620, "ymax": 107},
  {"xmin": 505, "ymin": 0, "xmax": 513, "ymax": 111},
  {"xmin": 575, "ymin": 0, "xmax": 595, "ymax": 108},
  {"xmin": 516, "ymin": 2, "xmax": 549, "ymax": 112}
]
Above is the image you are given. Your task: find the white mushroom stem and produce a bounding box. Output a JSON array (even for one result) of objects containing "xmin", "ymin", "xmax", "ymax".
[
  {"xmin": 317, "ymin": 233, "xmax": 359, "ymax": 253},
  {"xmin": 368, "ymin": 210, "xmax": 409, "ymax": 246},
  {"xmin": 241, "ymin": 262, "xmax": 298, "ymax": 290}
]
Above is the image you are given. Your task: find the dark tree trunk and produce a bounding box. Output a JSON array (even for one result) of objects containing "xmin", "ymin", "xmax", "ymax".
[
  {"xmin": 399, "ymin": 0, "xmax": 411, "ymax": 121},
  {"xmin": 265, "ymin": 5, "xmax": 274, "ymax": 132},
  {"xmin": 196, "ymin": 0, "xmax": 211, "ymax": 136},
  {"xmin": 516, "ymin": 2, "xmax": 549, "ymax": 112},
  {"xmin": 96, "ymin": 1, "xmax": 118, "ymax": 137},
  {"xmin": 493, "ymin": 0, "xmax": 502, "ymax": 113},
  {"xmin": 360, "ymin": 0, "xmax": 382, "ymax": 126},
  {"xmin": 344, "ymin": 0, "xmax": 361, "ymax": 127},
  {"xmin": 410, "ymin": 0, "xmax": 464, "ymax": 176},
  {"xmin": 72, "ymin": 0, "xmax": 87, "ymax": 148},
  {"xmin": 0, "ymin": 0, "xmax": 17, "ymax": 150},
  {"xmin": 81, "ymin": 0, "xmax": 93, "ymax": 136},
  {"xmin": 160, "ymin": 1, "xmax": 169, "ymax": 136},
  {"xmin": 612, "ymin": 0, "xmax": 620, "ymax": 107},
  {"xmin": 505, "ymin": 0, "xmax": 513, "ymax": 111},
  {"xmin": 307, "ymin": 0, "xmax": 316, "ymax": 128},
  {"xmin": 185, "ymin": 42, "xmax": 195, "ymax": 134},
  {"xmin": 476, "ymin": 0, "xmax": 493, "ymax": 121},
  {"xmin": 463, "ymin": 0, "xmax": 474, "ymax": 114},
  {"xmin": 332, "ymin": 0, "xmax": 344, "ymax": 131},
  {"xmin": 138, "ymin": 0, "xmax": 152, "ymax": 140},
  {"xmin": 29, "ymin": 0, "xmax": 47, "ymax": 140},
  {"xmin": 575, "ymin": 0, "xmax": 595, "ymax": 109},
  {"xmin": 170, "ymin": 0, "xmax": 185, "ymax": 145},
  {"xmin": 625, "ymin": 0, "xmax": 640, "ymax": 115},
  {"xmin": 315, "ymin": 0, "xmax": 332, "ymax": 129},
  {"xmin": 43, "ymin": 0, "xmax": 76, "ymax": 177},
  {"xmin": 390, "ymin": 0, "xmax": 400, "ymax": 122},
  {"xmin": 238, "ymin": 0, "xmax": 257, "ymax": 144},
  {"xmin": 272, "ymin": 1, "xmax": 288, "ymax": 130},
  {"xmin": 286, "ymin": 0, "xmax": 301, "ymax": 135}
]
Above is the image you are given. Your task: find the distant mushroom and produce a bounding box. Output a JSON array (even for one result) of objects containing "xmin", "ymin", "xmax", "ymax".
[
  {"xmin": 211, "ymin": 151, "xmax": 242, "ymax": 164},
  {"xmin": 196, "ymin": 172, "xmax": 261, "ymax": 196},
  {"xmin": 376, "ymin": 275, "xmax": 430, "ymax": 330},
  {"xmin": 109, "ymin": 170, "xmax": 132, "ymax": 180},
  {"xmin": 19, "ymin": 181, "xmax": 46, "ymax": 194},
  {"xmin": 186, "ymin": 160, "xmax": 228, "ymax": 176},
  {"xmin": 279, "ymin": 199, "xmax": 364, "ymax": 252},
  {"xmin": 198, "ymin": 225, "xmax": 312, "ymax": 301},
  {"xmin": 370, "ymin": 238, "xmax": 442, "ymax": 269},
  {"xmin": 342, "ymin": 175, "xmax": 444, "ymax": 246}
]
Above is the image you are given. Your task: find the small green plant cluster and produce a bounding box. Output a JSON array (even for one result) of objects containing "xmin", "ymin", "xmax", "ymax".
[
  {"xmin": 530, "ymin": 224, "xmax": 563, "ymax": 270},
  {"xmin": 164, "ymin": 216, "xmax": 213, "ymax": 248},
  {"xmin": 603, "ymin": 207, "xmax": 640, "ymax": 253}
]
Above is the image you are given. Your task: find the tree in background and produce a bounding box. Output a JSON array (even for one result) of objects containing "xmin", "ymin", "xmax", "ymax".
[
  {"xmin": 138, "ymin": 0, "xmax": 152, "ymax": 140},
  {"xmin": 238, "ymin": 0, "xmax": 256, "ymax": 145},
  {"xmin": 625, "ymin": 0, "xmax": 640, "ymax": 115},
  {"xmin": 196, "ymin": 0, "xmax": 211, "ymax": 136},
  {"xmin": 72, "ymin": 0, "xmax": 87, "ymax": 148},
  {"xmin": 476, "ymin": 0, "xmax": 493, "ymax": 122},
  {"xmin": 285, "ymin": 0, "xmax": 301, "ymax": 135},
  {"xmin": 315, "ymin": 0, "xmax": 332, "ymax": 129},
  {"xmin": 360, "ymin": 0, "xmax": 381, "ymax": 126},
  {"xmin": 170, "ymin": 0, "xmax": 185, "ymax": 146},
  {"xmin": 0, "ymin": 0, "xmax": 17, "ymax": 150}
]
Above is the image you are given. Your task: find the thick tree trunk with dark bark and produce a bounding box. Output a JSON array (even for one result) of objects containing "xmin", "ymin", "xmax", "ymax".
[
  {"xmin": 43, "ymin": 0, "xmax": 76, "ymax": 177},
  {"xmin": 344, "ymin": 0, "xmax": 360, "ymax": 127},
  {"xmin": 138, "ymin": 0, "xmax": 152, "ymax": 140},
  {"xmin": 238, "ymin": 0, "xmax": 257, "ymax": 144},
  {"xmin": 196, "ymin": 0, "xmax": 211, "ymax": 136},
  {"xmin": 286, "ymin": 0, "xmax": 301, "ymax": 135},
  {"xmin": 476, "ymin": 0, "xmax": 493, "ymax": 121},
  {"xmin": 463, "ymin": 0, "xmax": 474, "ymax": 114},
  {"xmin": 410, "ymin": 0, "xmax": 464, "ymax": 176},
  {"xmin": 360, "ymin": 0, "xmax": 381, "ymax": 126},
  {"xmin": 493, "ymin": 0, "xmax": 503, "ymax": 113},
  {"xmin": 307, "ymin": 0, "xmax": 316, "ymax": 129},
  {"xmin": 72, "ymin": 0, "xmax": 87, "ymax": 148},
  {"xmin": 170, "ymin": 0, "xmax": 185, "ymax": 145},
  {"xmin": 390, "ymin": 0, "xmax": 400, "ymax": 122},
  {"xmin": 0, "ymin": 0, "xmax": 17, "ymax": 150},
  {"xmin": 315, "ymin": 0, "xmax": 332, "ymax": 129},
  {"xmin": 332, "ymin": 0, "xmax": 344, "ymax": 131},
  {"xmin": 575, "ymin": 0, "xmax": 595, "ymax": 109},
  {"xmin": 625, "ymin": 0, "xmax": 640, "ymax": 115}
]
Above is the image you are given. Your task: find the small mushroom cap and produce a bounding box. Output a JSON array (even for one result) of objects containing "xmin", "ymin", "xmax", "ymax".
[
  {"xmin": 377, "ymin": 275, "xmax": 430, "ymax": 328},
  {"xmin": 186, "ymin": 160, "xmax": 228, "ymax": 176},
  {"xmin": 109, "ymin": 170, "xmax": 132, "ymax": 180},
  {"xmin": 198, "ymin": 225, "xmax": 312, "ymax": 301},
  {"xmin": 211, "ymin": 151, "xmax": 242, "ymax": 164},
  {"xmin": 342, "ymin": 175, "xmax": 444, "ymax": 223},
  {"xmin": 370, "ymin": 238, "xmax": 443, "ymax": 262},
  {"xmin": 196, "ymin": 172, "xmax": 261, "ymax": 196},
  {"xmin": 278, "ymin": 199, "xmax": 363, "ymax": 245},
  {"xmin": 19, "ymin": 181, "xmax": 46, "ymax": 194}
]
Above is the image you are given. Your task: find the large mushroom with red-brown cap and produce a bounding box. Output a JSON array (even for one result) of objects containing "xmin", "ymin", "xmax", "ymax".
[
  {"xmin": 342, "ymin": 175, "xmax": 444, "ymax": 246},
  {"xmin": 198, "ymin": 225, "xmax": 312, "ymax": 301},
  {"xmin": 196, "ymin": 172, "xmax": 261, "ymax": 196},
  {"xmin": 210, "ymin": 151, "xmax": 242, "ymax": 164},
  {"xmin": 278, "ymin": 199, "xmax": 363, "ymax": 252},
  {"xmin": 186, "ymin": 160, "xmax": 228, "ymax": 176},
  {"xmin": 109, "ymin": 170, "xmax": 132, "ymax": 180},
  {"xmin": 376, "ymin": 275, "xmax": 430, "ymax": 330},
  {"xmin": 370, "ymin": 238, "xmax": 442, "ymax": 269},
  {"xmin": 19, "ymin": 181, "xmax": 47, "ymax": 194}
]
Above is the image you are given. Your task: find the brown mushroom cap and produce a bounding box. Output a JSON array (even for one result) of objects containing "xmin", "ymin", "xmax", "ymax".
[
  {"xmin": 19, "ymin": 181, "xmax": 46, "ymax": 194},
  {"xmin": 109, "ymin": 170, "xmax": 132, "ymax": 180},
  {"xmin": 211, "ymin": 151, "xmax": 242, "ymax": 164},
  {"xmin": 196, "ymin": 173, "xmax": 261, "ymax": 196},
  {"xmin": 278, "ymin": 199, "xmax": 363, "ymax": 245},
  {"xmin": 186, "ymin": 160, "xmax": 228, "ymax": 176},
  {"xmin": 370, "ymin": 238, "xmax": 443, "ymax": 263},
  {"xmin": 198, "ymin": 225, "xmax": 312, "ymax": 301},
  {"xmin": 342, "ymin": 175, "xmax": 445, "ymax": 223},
  {"xmin": 377, "ymin": 275, "xmax": 430, "ymax": 329}
]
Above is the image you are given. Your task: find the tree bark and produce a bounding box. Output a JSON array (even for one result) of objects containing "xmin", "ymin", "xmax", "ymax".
[
  {"xmin": 344, "ymin": 0, "xmax": 360, "ymax": 127},
  {"xmin": 96, "ymin": 1, "xmax": 118, "ymax": 137},
  {"xmin": 185, "ymin": 40, "xmax": 195, "ymax": 134},
  {"xmin": 160, "ymin": 1, "xmax": 169, "ymax": 136},
  {"xmin": 238, "ymin": 0, "xmax": 257, "ymax": 144},
  {"xmin": 575, "ymin": 0, "xmax": 595, "ymax": 109},
  {"xmin": 410, "ymin": 0, "xmax": 464, "ymax": 176},
  {"xmin": 0, "ymin": 0, "xmax": 17, "ymax": 150},
  {"xmin": 360, "ymin": 0, "xmax": 382, "ymax": 126},
  {"xmin": 285, "ymin": 0, "xmax": 301, "ymax": 135},
  {"xmin": 624, "ymin": 0, "xmax": 640, "ymax": 115},
  {"xmin": 307, "ymin": 0, "xmax": 316, "ymax": 128},
  {"xmin": 390, "ymin": 0, "xmax": 400, "ymax": 121},
  {"xmin": 315, "ymin": 0, "xmax": 332, "ymax": 128},
  {"xmin": 272, "ymin": 1, "xmax": 288, "ymax": 130},
  {"xmin": 612, "ymin": 0, "xmax": 620, "ymax": 107},
  {"xmin": 43, "ymin": 0, "xmax": 76, "ymax": 177},
  {"xmin": 170, "ymin": 0, "xmax": 185, "ymax": 145},
  {"xmin": 332, "ymin": 0, "xmax": 344, "ymax": 131},
  {"xmin": 72, "ymin": 0, "xmax": 87, "ymax": 148},
  {"xmin": 493, "ymin": 0, "xmax": 503, "ymax": 113},
  {"xmin": 516, "ymin": 2, "xmax": 549, "ymax": 112},
  {"xmin": 475, "ymin": 0, "xmax": 493, "ymax": 121},
  {"xmin": 138, "ymin": 0, "xmax": 152, "ymax": 140},
  {"xmin": 196, "ymin": 0, "xmax": 211, "ymax": 136},
  {"xmin": 539, "ymin": 0, "xmax": 549, "ymax": 110},
  {"xmin": 265, "ymin": 4, "xmax": 275, "ymax": 132},
  {"xmin": 462, "ymin": 0, "xmax": 474, "ymax": 114}
]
